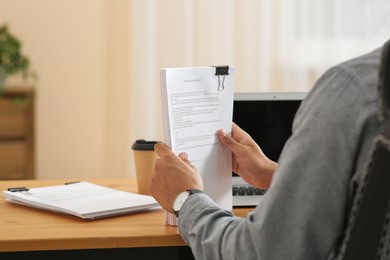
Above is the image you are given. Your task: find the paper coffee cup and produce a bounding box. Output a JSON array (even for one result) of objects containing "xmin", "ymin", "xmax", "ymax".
[{"xmin": 132, "ymin": 139, "xmax": 159, "ymax": 195}]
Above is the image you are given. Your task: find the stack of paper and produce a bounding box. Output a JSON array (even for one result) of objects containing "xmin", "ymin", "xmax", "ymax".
[
  {"xmin": 3, "ymin": 181, "xmax": 160, "ymax": 219},
  {"xmin": 160, "ymin": 66, "xmax": 235, "ymax": 226}
]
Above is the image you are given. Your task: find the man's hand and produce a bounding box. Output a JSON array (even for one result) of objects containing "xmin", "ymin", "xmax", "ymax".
[
  {"xmin": 150, "ymin": 143, "xmax": 203, "ymax": 214},
  {"xmin": 217, "ymin": 123, "xmax": 277, "ymax": 189}
]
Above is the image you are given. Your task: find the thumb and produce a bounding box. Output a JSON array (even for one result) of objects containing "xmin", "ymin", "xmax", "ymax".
[
  {"xmin": 178, "ymin": 152, "xmax": 192, "ymax": 165},
  {"xmin": 217, "ymin": 129, "xmax": 240, "ymax": 152}
]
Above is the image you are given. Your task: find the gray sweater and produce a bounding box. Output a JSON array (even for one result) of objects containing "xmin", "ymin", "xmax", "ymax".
[{"xmin": 178, "ymin": 46, "xmax": 384, "ymax": 260}]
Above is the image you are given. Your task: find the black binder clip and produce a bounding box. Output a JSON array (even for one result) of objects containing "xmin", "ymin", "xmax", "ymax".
[
  {"xmin": 214, "ymin": 65, "xmax": 229, "ymax": 91},
  {"xmin": 8, "ymin": 187, "xmax": 29, "ymax": 192}
]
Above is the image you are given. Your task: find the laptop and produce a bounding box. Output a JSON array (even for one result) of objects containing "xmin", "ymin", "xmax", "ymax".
[{"xmin": 232, "ymin": 92, "xmax": 307, "ymax": 207}]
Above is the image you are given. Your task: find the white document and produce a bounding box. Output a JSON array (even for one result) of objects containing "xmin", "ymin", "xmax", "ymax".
[
  {"xmin": 160, "ymin": 66, "xmax": 235, "ymax": 225},
  {"xmin": 3, "ymin": 181, "xmax": 160, "ymax": 219}
]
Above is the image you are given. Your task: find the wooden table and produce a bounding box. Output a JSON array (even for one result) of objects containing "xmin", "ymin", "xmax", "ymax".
[{"xmin": 0, "ymin": 179, "xmax": 252, "ymax": 259}]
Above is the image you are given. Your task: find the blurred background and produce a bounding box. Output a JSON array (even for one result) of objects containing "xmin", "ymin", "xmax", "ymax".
[{"xmin": 0, "ymin": 0, "xmax": 388, "ymax": 180}]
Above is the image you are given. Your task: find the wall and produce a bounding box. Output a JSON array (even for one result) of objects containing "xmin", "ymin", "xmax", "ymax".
[
  {"xmin": 0, "ymin": 0, "xmax": 132, "ymax": 179},
  {"xmin": 2, "ymin": 0, "xmax": 384, "ymax": 180}
]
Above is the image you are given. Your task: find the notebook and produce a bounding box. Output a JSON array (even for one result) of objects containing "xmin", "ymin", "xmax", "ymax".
[{"xmin": 232, "ymin": 92, "xmax": 306, "ymax": 207}]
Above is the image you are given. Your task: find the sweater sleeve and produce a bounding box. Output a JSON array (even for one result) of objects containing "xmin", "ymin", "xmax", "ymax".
[{"xmin": 178, "ymin": 65, "xmax": 380, "ymax": 260}]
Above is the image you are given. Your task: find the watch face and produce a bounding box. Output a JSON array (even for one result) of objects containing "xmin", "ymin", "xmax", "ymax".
[{"xmin": 173, "ymin": 191, "xmax": 190, "ymax": 212}]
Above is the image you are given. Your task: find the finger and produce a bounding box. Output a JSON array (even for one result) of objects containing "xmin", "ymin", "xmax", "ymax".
[
  {"xmin": 178, "ymin": 152, "xmax": 188, "ymax": 160},
  {"xmin": 217, "ymin": 128, "xmax": 241, "ymax": 152},
  {"xmin": 154, "ymin": 143, "xmax": 174, "ymax": 158},
  {"xmin": 178, "ymin": 152, "xmax": 191, "ymax": 165},
  {"xmin": 231, "ymin": 123, "xmax": 248, "ymax": 140},
  {"xmin": 232, "ymin": 122, "xmax": 241, "ymax": 133}
]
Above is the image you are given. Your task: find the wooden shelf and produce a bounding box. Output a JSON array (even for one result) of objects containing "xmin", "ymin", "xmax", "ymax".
[{"xmin": 0, "ymin": 86, "xmax": 35, "ymax": 179}]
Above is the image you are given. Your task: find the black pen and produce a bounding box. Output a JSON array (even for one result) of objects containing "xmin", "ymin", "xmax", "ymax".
[
  {"xmin": 7, "ymin": 187, "xmax": 29, "ymax": 192},
  {"xmin": 65, "ymin": 181, "xmax": 81, "ymax": 185}
]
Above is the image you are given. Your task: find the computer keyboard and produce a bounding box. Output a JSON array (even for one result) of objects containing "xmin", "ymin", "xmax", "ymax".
[
  {"xmin": 233, "ymin": 186, "xmax": 266, "ymax": 196},
  {"xmin": 232, "ymin": 185, "xmax": 266, "ymax": 207}
]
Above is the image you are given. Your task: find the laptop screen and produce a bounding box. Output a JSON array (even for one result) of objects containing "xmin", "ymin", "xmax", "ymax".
[{"xmin": 232, "ymin": 92, "xmax": 306, "ymax": 169}]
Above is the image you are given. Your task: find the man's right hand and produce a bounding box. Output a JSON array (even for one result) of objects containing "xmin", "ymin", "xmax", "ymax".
[{"xmin": 217, "ymin": 123, "xmax": 277, "ymax": 189}]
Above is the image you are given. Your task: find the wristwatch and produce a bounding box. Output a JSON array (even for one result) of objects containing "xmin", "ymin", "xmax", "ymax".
[{"xmin": 173, "ymin": 189, "xmax": 203, "ymax": 218}]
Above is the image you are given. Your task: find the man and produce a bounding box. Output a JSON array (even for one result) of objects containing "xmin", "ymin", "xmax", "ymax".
[{"xmin": 150, "ymin": 41, "xmax": 387, "ymax": 259}]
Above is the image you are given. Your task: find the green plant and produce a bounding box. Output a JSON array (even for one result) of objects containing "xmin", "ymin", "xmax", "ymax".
[{"xmin": 0, "ymin": 25, "xmax": 36, "ymax": 90}]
